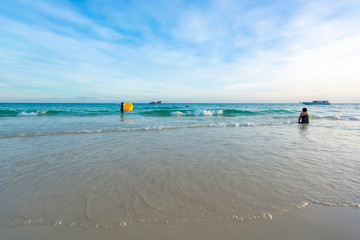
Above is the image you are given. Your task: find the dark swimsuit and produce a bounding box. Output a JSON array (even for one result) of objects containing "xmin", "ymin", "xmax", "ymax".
[{"xmin": 300, "ymin": 113, "xmax": 309, "ymax": 123}]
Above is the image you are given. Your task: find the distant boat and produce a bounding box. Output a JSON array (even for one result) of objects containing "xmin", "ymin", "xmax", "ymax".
[
  {"xmin": 301, "ymin": 100, "xmax": 330, "ymax": 105},
  {"xmin": 150, "ymin": 101, "xmax": 163, "ymax": 104}
]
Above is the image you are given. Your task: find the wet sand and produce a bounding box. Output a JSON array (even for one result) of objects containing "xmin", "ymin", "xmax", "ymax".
[{"xmin": 2, "ymin": 204, "xmax": 359, "ymax": 240}]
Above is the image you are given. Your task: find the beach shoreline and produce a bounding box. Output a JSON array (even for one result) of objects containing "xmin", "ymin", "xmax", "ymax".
[
  {"xmin": 1, "ymin": 204, "xmax": 359, "ymax": 240},
  {"xmin": 1, "ymin": 103, "xmax": 359, "ymax": 240}
]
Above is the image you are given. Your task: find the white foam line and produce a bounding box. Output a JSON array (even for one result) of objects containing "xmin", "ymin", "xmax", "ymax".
[
  {"xmin": 311, "ymin": 200, "xmax": 360, "ymax": 208},
  {"xmin": 0, "ymin": 121, "xmax": 294, "ymax": 139}
]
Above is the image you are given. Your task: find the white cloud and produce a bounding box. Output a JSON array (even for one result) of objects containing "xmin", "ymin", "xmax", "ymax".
[{"xmin": 1, "ymin": 0, "xmax": 360, "ymax": 102}]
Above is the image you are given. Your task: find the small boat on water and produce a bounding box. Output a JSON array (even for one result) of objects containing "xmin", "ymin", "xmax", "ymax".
[
  {"xmin": 150, "ymin": 101, "xmax": 163, "ymax": 104},
  {"xmin": 301, "ymin": 100, "xmax": 330, "ymax": 105}
]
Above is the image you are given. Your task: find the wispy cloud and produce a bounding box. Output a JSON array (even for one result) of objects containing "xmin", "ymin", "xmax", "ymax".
[{"xmin": 0, "ymin": 0, "xmax": 359, "ymax": 102}]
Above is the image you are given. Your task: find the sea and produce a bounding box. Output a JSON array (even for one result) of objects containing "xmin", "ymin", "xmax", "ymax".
[{"xmin": 1, "ymin": 103, "xmax": 360, "ymax": 239}]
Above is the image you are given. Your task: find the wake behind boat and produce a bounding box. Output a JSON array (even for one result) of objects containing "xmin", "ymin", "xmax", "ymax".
[{"xmin": 301, "ymin": 100, "xmax": 330, "ymax": 105}]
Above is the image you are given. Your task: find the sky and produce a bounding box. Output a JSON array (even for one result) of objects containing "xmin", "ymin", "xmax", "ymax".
[{"xmin": 0, "ymin": 0, "xmax": 360, "ymax": 103}]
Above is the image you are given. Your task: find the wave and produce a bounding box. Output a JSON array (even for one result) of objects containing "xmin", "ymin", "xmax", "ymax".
[
  {"xmin": 2, "ymin": 109, "xmax": 222, "ymax": 117},
  {"xmin": 0, "ymin": 121, "xmax": 289, "ymax": 138},
  {"xmin": 0, "ymin": 109, "xmax": 118, "ymax": 117},
  {"xmin": 222, "ymin": 109, "xmax": 295, "ymax": 116},
  {"xmin": 1, "ymin": 108, "xmax": 359, "ymax": 120},
  {"xmin": 139, "ymin": 109, "xmax": 295, "ymax": 117},
  {"xmin": 0, "ymin": 109, "xmax": 19, "ymax": 117},
  {"xmin": 0, "ymin": 109, "xmax": 70, "ymax": 117},
  {"xmin": 338, "ymin": 116, "xmax": 360, "ymax": 121},
  {"xmin": 16, "ymin": 110, "xmax": 76, "ymax": 116},
  {"xmin": 311, "ymin": 115, "xmax": 360, "ymax": 121}
]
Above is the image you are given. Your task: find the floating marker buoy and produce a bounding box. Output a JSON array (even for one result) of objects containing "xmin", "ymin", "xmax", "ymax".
[
  {"xmin": 11, "ymin": 105, "xmax": 13, "ymax": 107},
  {"xmin": 123, "ymin": 102, "xmax": 133, "ymax": 111}
]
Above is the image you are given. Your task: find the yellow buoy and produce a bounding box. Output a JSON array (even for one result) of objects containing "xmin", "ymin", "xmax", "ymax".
[{"xmin": 123, "ymin": 102, "xmax": 133, "ymax": 111}]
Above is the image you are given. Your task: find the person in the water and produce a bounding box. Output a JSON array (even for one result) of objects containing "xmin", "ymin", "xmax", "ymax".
[{"xmin": 298, "ymin": 108, "xmax": 310, "ymax": 123}]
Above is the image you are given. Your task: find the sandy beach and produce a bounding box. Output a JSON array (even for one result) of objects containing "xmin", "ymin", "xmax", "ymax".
[
  {"xmin": 1, "ymin": 103, "xmax": 360, "ymax": 240},
  {"xmin": 2, "ymin": 204, "xmax": 359, "ymax": 240}
]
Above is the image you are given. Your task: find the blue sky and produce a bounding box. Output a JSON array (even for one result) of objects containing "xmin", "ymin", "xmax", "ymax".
[{"xmin": 0, "ymin": 0, "xmax": 359, "ymax": 103}]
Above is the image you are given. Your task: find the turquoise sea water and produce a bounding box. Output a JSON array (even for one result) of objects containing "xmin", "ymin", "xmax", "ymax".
[
  {"xmin": 1, "ymin": 103, "xmax": 360, "ymax": 238},
  {"xmin": 1, "ymin": 103, "xmax": 359, "ymax": 137}
]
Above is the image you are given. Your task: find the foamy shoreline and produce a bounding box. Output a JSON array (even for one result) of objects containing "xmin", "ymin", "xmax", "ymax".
[{"xmin": 1, "ymin": 204, "xmax": 359, "ymax": 240}]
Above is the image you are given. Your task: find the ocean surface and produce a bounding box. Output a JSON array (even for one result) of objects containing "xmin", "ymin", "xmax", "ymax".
[{"xmin": 1, "ymin": 103, "xmax": 360, "ymax": 239}]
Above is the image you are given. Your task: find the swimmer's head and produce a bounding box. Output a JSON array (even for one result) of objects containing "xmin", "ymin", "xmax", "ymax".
[{"xmin": 302, "ymin": 108, "xmax": 307, "ymax": 112}]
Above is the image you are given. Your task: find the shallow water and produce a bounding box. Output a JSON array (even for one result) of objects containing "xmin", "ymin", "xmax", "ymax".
[{"xmin": 0, "ymin": 103, "xmax": 360, "ymax": 238}]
